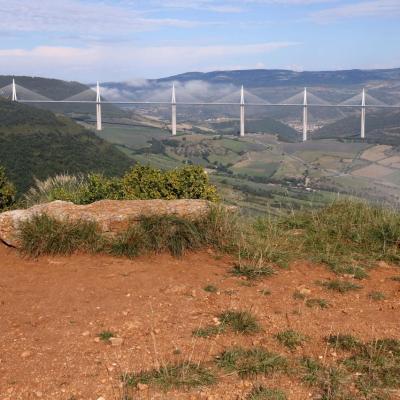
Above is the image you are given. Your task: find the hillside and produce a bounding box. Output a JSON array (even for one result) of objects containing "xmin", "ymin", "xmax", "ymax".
[
  {"xmin": 0, "ymin": 99, "xmax": 131, "ymax": 192},
  {"xmin": 313, "ymin": 109, "xmax": 400, "ymax": 145},
  {"xmin": 157, "ymin": 67, "xmax": 400, "ymax": 87}
]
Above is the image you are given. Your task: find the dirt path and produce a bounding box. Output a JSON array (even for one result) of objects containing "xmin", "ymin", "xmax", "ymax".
[{"xmin": 1, "ymin": 244, "xmax": 399, "ymax": 400}]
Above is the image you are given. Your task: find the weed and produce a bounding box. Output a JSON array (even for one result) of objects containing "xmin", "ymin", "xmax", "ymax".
[
  {"xmin": 216, "ymin": 347, "xmax": 287, "ymax": 378},
  {"xmin": 98, "ymin": 331, "xmax": 115, "ymax": 342},
  {"xmin": 344, "ymin": 339, "xmax": 400, "ymax": 393},
  {"xmin": 231, "ymin": 264, "xmax": 275, "ymax": 280},
  {"xmin": 192, "ymin": 325, "xmax": 224, "ymax": 338},
  {"xmin": 326, "ymin": 334, "xmax": 362, "ymax": 352},
  {"xmin": 19, "ymin": 214, "xmax": 102, "ymax": 257},
  {"xmin": 275, "ymin": 330, "xmax": 307, "ymax": 350},
  {"xmin": 108, "ymin": 225, "xmax": 145, "ymax": 258},
  {"xmin": 293, "ymin": 290, "xmax": 306, "ymax": 300},
  {"xmin": 368, "ymin": 291, "xmax": 386, "ymax": 301},
  {"xmin": 246, "ymin": 385, "xmax": 287, "ymax": 400},
  {"xmin": 306, "ymin": 298, "xmax": 329, "ymax": 309},
  {"xmin": 140, "ymin": 215, "xmax": 202, "ymax": 257},
  {"xmin": 124, "ymin": 363, "xmax": 216, "ymax": 390},
  {"xmin": 204, "ymin": 285, "xmax": 218, "ymax": 293},
  {"xmin": 319, "ymin": 280, "xmax": 362, "ymax": 293},
  {"xmin": 218, "ymin": 310, "xmax": 261, "ymax": 334}
]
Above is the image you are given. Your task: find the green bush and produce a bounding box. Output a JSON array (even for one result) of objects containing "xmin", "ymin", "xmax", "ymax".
[
  {"xmin": 0, "ymin": 166, "xmax": 16, "ymax": 211},
  {"xmin": 23, "ymin": 164, "xmax": 219, "ymax": 206}
]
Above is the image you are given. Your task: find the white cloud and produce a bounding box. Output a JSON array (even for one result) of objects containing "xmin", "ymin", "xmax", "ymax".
[
  {"xmin": 0, "ymin": 42, "xmax": 298, "ymax": 81},
  {"xmin": 312, "ymin": 0, "xmax": 400, "ymax": 21},
  {"xmin": 0, "ymin": 0, "xmax": 207, "ymax": 36}
]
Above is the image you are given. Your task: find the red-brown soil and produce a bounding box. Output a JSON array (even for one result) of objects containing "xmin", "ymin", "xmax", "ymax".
[{"xmin": 1, "ymin": 243, "xmax": 399, "ymax": 400}]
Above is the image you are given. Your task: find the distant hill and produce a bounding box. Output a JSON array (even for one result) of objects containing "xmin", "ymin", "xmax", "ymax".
[
  {"xmin": 157, "ymin": 68, "xmax": 400, "ymax": 88},
  {"xmin": 312, "ymin": 109, "xmax": 400, "ymax": 145},
  {"xmin": 210, "ymin": 117, "xmax": 300, "ymax": 142},
  {"xmin": 0, "ymin": 99, "xmax": 132, "ymax": 193}
]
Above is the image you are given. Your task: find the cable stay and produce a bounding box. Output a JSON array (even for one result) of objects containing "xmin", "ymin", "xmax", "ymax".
[{"xmin": 63, "ymin": 88, "xmax": 97, "ymax": 102}]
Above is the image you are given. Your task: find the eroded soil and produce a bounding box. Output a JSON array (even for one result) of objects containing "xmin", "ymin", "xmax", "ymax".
[{"xmin": 1, "ymin": 243, "xmax": 400, "ymax": 400}]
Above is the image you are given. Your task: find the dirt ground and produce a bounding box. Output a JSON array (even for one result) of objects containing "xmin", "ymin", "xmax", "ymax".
[{"xmin": 1, "ymin": 243, "xmax": 400, "ymax": 400}]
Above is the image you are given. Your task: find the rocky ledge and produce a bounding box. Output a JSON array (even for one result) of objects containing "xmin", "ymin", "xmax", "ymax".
[{"xmin": 0, "ymin": 199, "xmax": 215, "ymax": 248}]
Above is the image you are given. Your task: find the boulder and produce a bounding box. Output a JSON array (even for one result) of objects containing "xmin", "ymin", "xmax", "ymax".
[{"xmin": 0, "ymin": 199, "xmax": 214, "ymax": 248}]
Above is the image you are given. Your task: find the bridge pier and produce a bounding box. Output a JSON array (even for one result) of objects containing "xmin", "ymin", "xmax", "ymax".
[
  {"xmin": 96, "ymin": 81, "xmax": 102, "ymax": 131},
  {"xmin": 361, "ymin": 88, "xmax": 366, "ymax": 139},
  {"xmin": 240, "ymin": 86, "xmax": 245, "ymax": 137},
  {"xmin": 303, "ymin": 88, "xmax": 308, "ymax": 142},
  {"xmin": 12, "ymin": 79, "xmax": 17, "ymax": 101},
  {"xmin": 171, "ymin": 84, "xmax": 177, "ymax": 136}
]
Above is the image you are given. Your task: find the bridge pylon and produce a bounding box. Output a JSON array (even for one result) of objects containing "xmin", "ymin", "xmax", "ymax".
[
  {"xmin": 303, "ymin": 87, "xmax": 308, "ymax": 142},
  {"xmin": 12, "ymin": 79, "xmax": 17, "ymax": 102},
  {"xmin": 240, "ymin": 85, "xmax": 245, "ymax": 137},
  {"xmin": 171, "ymin": 84, "xmax": 177, "ymax": 136},
  {"xmin": 361, "ymin": 88, "xmax": 366, "ymax": 139},
  {"xmin": 96, "ymin": 81, "xmax": 102, "ymax": 131}
]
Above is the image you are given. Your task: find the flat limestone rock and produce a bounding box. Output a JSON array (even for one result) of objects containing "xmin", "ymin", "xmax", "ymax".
[{"xmin": 0, "ymin": 199, "xmax": 214, "ymax": 248}]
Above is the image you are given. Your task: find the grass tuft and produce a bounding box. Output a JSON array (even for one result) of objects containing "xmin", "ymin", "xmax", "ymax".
[
  {"xmin": 275, "ymin": 330, "xmax": 307, "ymax": 350},
  {"xmin": 19, "ymin": 214, "xmax": 102, "ymax": 257},
  {"xmin": 218, "ymin": 310, "xmax": 261, "ymax": 334},
  {"xmin": 305, "ymin": 298, "xmax": 329, "ymax": 309},
  {"xmin": 230, "ymin": 264, "xmax": 275, "ymax": 280},
  {"xmin": 192, "ymin": 325, "xmax": 224, "ymax": 338},
  {"xmin": 319, "ymin": 280, "xmax": 362, "ymax": 293},
  {"xmin": 203, "ymin": 284, "xmax": 218, "ymax": 293},
  {"xmin": 98, "ymin": 331, "xmax": 115, "ymax": 342},
  {"xmin": 246, "ymin": 385, "xmax": 287, "ymax": 400},
  {"xmin": 216, "ymin": 347, "xmax": 287, "ymax": 378},
  {"xmin": 124, "ymin": 362, "xmax": 216, "ymax": 390},
  {"xmin": 326, "ymin": 334, "xmax": 362, "ymax": 352},
  {"xmin": 368, "ymin": 291, "xmax": 386, "ymax": 301}
]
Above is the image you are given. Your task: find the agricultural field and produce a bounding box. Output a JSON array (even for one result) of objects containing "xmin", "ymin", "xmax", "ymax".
[{"xmin": 93, "ymin": 122, "xmax": 400, "ymax": 211}]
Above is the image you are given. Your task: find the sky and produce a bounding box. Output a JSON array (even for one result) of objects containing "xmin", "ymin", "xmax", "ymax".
[{"xmin": 0, "ymin": 0, "xmax": 399, "ymax": 82}]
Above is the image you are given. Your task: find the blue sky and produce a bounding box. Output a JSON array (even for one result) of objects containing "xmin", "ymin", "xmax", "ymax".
[{"xmin": 0, "ymin": 0, "xmax": 399, "ymax": 82}]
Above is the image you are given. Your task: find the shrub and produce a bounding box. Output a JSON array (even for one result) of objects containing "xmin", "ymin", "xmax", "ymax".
[
  {"xmin": 0, "ymin": 166, "xmax": 16, "ymax": 210},
  {"xmin": 23, "ymin": 174, "xmax": 87, "ymax": 206},
  {"xmin": 23, "ymin": 164, "xmax": 219, "ymax": 206},
  {"xmin": 218, "ymin": 310, "xmax": 261, "ymax": 334}
]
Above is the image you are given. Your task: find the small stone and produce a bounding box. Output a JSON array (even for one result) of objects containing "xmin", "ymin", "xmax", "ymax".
[
  {"xmin": 137, "ymin": 383, "xmax": 148, "ymax": 391},
  {"xmin": 35, "ymin": 391, "xmax": 43, "ymax": 398},
  {"xmin": 82, "ymin": 331, "xmax": 90, "ymax": 337},
  {"xmin": 97, "ymin": 397, "xmax": 106, "ymax": 400},
  {"xmin": 21, "ymin": 351, "xmax": 31, "ymax": 359},
  {"xmin": 94, "ymin": 337, "xmax": 100, "ymax": 343},
  {"xmin": 109, "ymin": 337, "xmax": 124, "ymax": 346},
  {"xmin": 153, "ymin": 329, "xmax": 161, "ymax": 334}
]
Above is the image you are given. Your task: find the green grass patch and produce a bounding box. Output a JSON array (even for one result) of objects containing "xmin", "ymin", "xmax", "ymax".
[
  {"xmin": 19, "ymin": 214, "xmax": 102, "ymax": 257},
  {"xmin": 192, "ymin": 325, "xmax": 224, "ymax": 338},
  {"xmin": 326, "ymin": 334, "xmax": 362, "ymax": 352},
  {"xmin": 230, "ymin": 264, "xmax": 275, "ymax": 280},
  {"xmin": 319, "ymin": 280, "xmax": 362, "ymax": 293},
  {"xmin": 218, "ymin": 310, "xmax": 261, "ymax": 334},
  {"xmin": 246, "ymin": 385, "xmax": 287, "ymax": 400},
  {"xmin": 216, "ymin": 347, "xmax": 287, "ymax": 378},
  {"xmin": 275, "ymin": 330, "xmax": 307, "ymax": 350},
  {"xmin": 368, "ymin": 291, "xmax": 386, "ymax": 301},
  {"xmin": 305, "ymin": 298, "xmax": 329, "ymax": 309},
  {"xmin": 343, "ymin": 339, "xmax": 400, "ymax": 395},
  {"xmin": 124, "ymin": 363, "xmax": 216, "ymax": 390},
  {"xmin": 98, "ymin": 331, "xmax": 115, "ymax": 342}
]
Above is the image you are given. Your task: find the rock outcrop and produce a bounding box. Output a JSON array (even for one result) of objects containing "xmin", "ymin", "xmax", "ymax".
[{"xmin": 0, "ymin": 199, "xmax": 214, "ymax": 248}]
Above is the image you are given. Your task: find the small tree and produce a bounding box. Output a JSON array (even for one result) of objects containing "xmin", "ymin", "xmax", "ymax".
[{"xmin": 0, "ymin": 166, "xmax": 16, "ymax": 211}]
